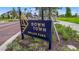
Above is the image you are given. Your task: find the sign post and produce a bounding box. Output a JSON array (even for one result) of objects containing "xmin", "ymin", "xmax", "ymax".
[
  {"xmin": 19, "ymin": 7, "xmax": 53, "ymax": 50},
  {"xmin": 23, "ymin": 20, "xmax": 52, "ymax": 50},
  {"xmin": 18, "ymin": 7, "xmax": 24, "ymax": 39}
]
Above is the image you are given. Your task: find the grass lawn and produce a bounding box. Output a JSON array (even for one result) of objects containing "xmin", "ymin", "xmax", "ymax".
[{"xmin": 58, "ymin": 17, "xmax": 79, "ymax": 24}]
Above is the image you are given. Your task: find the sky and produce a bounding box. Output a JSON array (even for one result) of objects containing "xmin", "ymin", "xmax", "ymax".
[
  {"xmin": 0, "ymin": 7, "xmax": 79, "ymax": 15},
  {"xmin": 0, "ymin": 7, "xmax": 37, "ymax": 15},
  {"xmin": 58, "ymin": 7, "xmax": 79, "ymax": 15}
]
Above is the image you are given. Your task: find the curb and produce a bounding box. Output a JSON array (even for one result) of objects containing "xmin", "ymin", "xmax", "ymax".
[{"xmin": 0, "ymin": 31, "xmax": 21, "ymax": 51}]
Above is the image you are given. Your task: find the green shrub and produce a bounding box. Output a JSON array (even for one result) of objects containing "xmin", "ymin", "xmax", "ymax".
[{"xmin": 55, "ymin": 24, "xmax": 78, "ymax": 41}]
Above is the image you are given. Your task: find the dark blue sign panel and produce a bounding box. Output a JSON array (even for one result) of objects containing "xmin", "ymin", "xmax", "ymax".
[{"xmin": 23, "ymin": 20, "xmax": 52, "ymax": 49}]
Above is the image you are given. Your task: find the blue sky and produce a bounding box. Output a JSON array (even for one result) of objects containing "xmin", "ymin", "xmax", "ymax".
[
  {"xmin": 0, "ymin": 7, "xmax": 36, "ymax": 15},
  {"xmin": 0, "ymin": 7, "xmax": 79, "ymax": 15},
  {"xmin": 58, "ymin": 7, "xmax": 79, "ymax": 15}
]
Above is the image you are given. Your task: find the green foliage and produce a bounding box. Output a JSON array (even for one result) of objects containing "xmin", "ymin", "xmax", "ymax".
[
  {"xmin": 12, "ymin": 7, "xmax": 17, "ymax": 19},
  {"xmin": 35, "ymin": 7, "xmax": 60, "ymax": 20},
  {"xmin": 0, "ymin": 19, "xmax": 17, "ymax": 22},
  {"xmin": 1, "ymin": 14, "xmax": 4, "ymax": 19},
  {"xmin": 26, "ymin": 12, "xmax": 32, "ymax": 17},
  {"xmin": 55, "ymin": 24, "xmax": 77, "ymax": 41},
  {"xmin": 6, "ymin": 24, "xmax": 79, "ymax": 51},
  {"xmin": 74, "ymin": 13, "xmax": 77, "ymax": 17},
  {"xmin": 65, "ymin": 7, "xmax": 72, "ymax": 17},
  {"xmin": 0, "ymin": 7, "xmax": 18, "ymax": 21}
]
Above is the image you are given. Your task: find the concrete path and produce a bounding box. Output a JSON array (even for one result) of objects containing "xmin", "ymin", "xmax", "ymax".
[{"xmin": 55, "ymin": 20, "xmax": 79, "ymax": 32}]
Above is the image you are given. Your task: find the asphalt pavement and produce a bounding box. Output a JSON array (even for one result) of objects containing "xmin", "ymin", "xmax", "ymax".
[{"xmin": 0, "ymin": 21, "xmax": 20, "ymax": 45}]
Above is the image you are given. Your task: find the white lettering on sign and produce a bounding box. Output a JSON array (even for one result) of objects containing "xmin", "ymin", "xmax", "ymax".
[
  {"xmin": 31, "ymin": 22, "xmax": 46, "ymax": 32},
  {"xmin": 31, "ymin": 22, "xmax": 45, "ymax": 27},
  {"xmin": 27, "ymin": 31, "xmax": 46, "ymax": 38},
  {"xmin": 33, "ymin": 27, "xmax": 46, "ymax": 32}
]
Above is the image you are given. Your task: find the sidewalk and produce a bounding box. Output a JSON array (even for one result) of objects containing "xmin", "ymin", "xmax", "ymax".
[{"xmin": 54, "ymin": 20, "xmax": 79, "ymax": 32}]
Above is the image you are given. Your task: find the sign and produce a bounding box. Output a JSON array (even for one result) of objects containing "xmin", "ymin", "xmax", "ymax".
[{"xmin": 23, "ymin": 20, "xmax": 52, "ymax": 49}]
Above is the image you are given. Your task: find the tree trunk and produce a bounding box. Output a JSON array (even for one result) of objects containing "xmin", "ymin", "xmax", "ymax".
[
  {"xmin": 48, "ymin": 7, "xmax": 51, "ymax": 20},
  {"xmin": 41, "ymin": 7, "xmax": 44, "ymax": 20}
]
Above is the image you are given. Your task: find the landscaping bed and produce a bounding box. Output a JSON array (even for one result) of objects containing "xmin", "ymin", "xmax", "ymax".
[
  {"xmin": 6, "ymin": 24, "xmax": 79, "ymax": 51},
  {"xmin": 54, "ymin": 24, "xmax": 79, "ymax": 51},
  {"xmin": 6, "ymin": 36, "xmax": 49, "ymax": 51}
]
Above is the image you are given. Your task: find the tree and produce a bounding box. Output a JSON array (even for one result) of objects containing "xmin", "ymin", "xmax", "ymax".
[
  {"xmin": 24, "ymin": 8, "xmax": 27, "ymax": 15},
  {"xmin": 57, "ymin": 11, "xmax": 59, "ymax": 17},
  {"xmin": 7, "ymin": 12, "xmax": 10, "ymax": 19},
  {"xmin": 12, "ymin": 8, "xmax": 17, "ymax": 19},
  {"xmin": 35, "ymin": 7, "xmax": 44, "ymax": 20},
  {"xmin": 35, "ymin": 7, "xmax": 60, "ymax": 20},
  {"xmin": 1, "ymin": 14, "xmax": 4, "ymax": 19},
  {"xmin": 74, "ymin": 13, "xmax": 77, "ymax": 17},
  {"xmin": 48, "ymin": 7, "xmax": 61, "ymax": 20},
  {"xmin": 26, "ymin": 12, "xmax": 32, "ymax": 18},
  {"xmin": 65, "ymin": 7, "xmax": 72, "ymax": 17}
]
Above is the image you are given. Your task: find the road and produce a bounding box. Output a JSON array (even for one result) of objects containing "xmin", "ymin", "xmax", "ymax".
[{"xmin": 0, "ymin": 21, "xmax": 20, "ymax": 45}]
